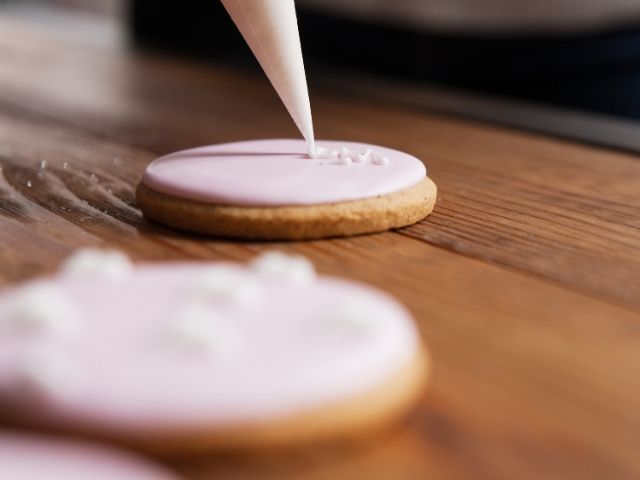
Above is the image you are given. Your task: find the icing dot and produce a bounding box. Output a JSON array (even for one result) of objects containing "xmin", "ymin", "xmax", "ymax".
[
  {"xmin": 11, "ymin": 350, "xmax": 73, "ymax": 401},
  {"xmin": 330, "ymin": 297, "xmax": 388, "ymax": 336},
  {"xmin": 61, "ymin": 249, "xmax": 133, "ymax": 280},
  {"xmin": 167, "ymin": 304, "xmax": 240, "ymax": 356},
  {"xmin": 311, "ymin": 145, "xmax": 390, "ymax": 167},
  {"xmin": 250, "ymin": 251, "xmax": 315, "ymax": 283},
  {"xmin": 307, "ymin": 145, "xmax": 315, "ymax": 158},
  {"xmin": 371, "ymin": 152, "xmax": 390, "ymax": 166},
  {"xmin": 308, "ymin": 144, "xmax": 320, "ymax": 159},
  {"xmin": 337, "ymin": 151, "xmax": 352, "ymax": 166},
  {"xmin": 311, "ymin": 146, "xmax": 340, "ymax": 162},
  {"xmin": 187, "ymin": 267, "xmax": 260, "ymax": 305},
  {"xmin": 0, "ymin": 283, "xmax": 79, "ymax": 338}
]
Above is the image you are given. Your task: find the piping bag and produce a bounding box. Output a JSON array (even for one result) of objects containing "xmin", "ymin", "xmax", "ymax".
[{"xmin": 220, "ymin": 0, "xmax": 316, "ymax": 155}]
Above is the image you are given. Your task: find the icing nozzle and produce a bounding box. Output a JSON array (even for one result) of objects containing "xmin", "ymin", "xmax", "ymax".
[{"xmin": 221, "ymin": 0, "xmax": 315, "ymax": 152}]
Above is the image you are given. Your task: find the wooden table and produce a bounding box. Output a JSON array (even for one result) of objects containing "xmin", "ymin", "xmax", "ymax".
[{"xmin": 1, "ymin": 9, "xmax": 639, "ymax": 480}]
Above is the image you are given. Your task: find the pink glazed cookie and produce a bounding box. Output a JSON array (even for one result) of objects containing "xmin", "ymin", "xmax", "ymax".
[
  {"xmin": 0, "ymin": 250, "xmax": 429, "ymax": 454},
  {"xmin": 0, "ymin": 430, "xmax": 180, "ymax": 479},
  {"xmin": 136, "ymin": 139, "xmax": 437, "ymax": 239}
]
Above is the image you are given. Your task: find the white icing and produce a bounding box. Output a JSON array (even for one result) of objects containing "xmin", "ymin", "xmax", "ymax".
[
  {"xmin": 308, "ymin": 146, "xmax": 334, "ymax": 159},
  {"xmin": 310, "ymin": 145, "xmax": 390, "ymax": 166},
  {"xmin": 337, "ymin": 150, "xmax": 352, "ymax": 166},
  {"xmin": 0, "ymin": 283, "xmax": 79, "ymax": 338},
  {"xmin": 250, "ymin": 251, "xmax": 315, "ymax": 283},
  {"xmin": 307, "ymin": 142, "xmax": 318, "ymax": 158},
  {"xmin": 330, "ymin": 297, "xmax": 388, "ymax": 336},
  {"xmin": 187, "ymin": 267, "xmax": 260, "ymax": 306},
  {"xmin": 11, "ymin": 350, "xmax": 73, "ymax": 400},
  {"xmin": 166, "ymin": 304, "xmax": 240, "ymax": 356},
  {"xmin": 371, "ymin": 151, "xmax": 390, "ymax": 166},
  {"xmin": 61, "ymin": 249, "xmax": 133, "ymax": 280}
]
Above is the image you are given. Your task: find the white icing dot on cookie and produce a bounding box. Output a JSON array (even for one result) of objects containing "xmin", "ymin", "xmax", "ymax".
[
  {"xmin": 337, "ymin": 149, "xmax": 352, "ymax": 166},
  {"xmin": 307, "ymin": 145, "xmax": 321, "ymax": 159},
  {"xmin": 0, "ymin": 283, "xmax": 79, "ymax": 338},
  {"xmin": 331, "ymin": 297, "xmax": 388, "ymax": 336},
  {"xmin": 250, "ymin": 251, "xmax": 315, "ymax": 283},
  {"xmin": 61, "ymin": 249, "xmax": 133, "ymax": 280},
  {"xmin": 312, "ymin": 145, "xmax": 390, "ymax": 167},
  {"xmin": 187, "ymin": 267, "xmax": 260, "ymax": 305},
  {"xmin": 371, "ymin": 153, "xmax": 390, "ymax": 166},
  {"xmin": 11, "ymin": 350, "xmax": 73, "ymax": 401},
  {"xmin": 166, "ymin": 304, "xmax": 240, "ymax": 356}
]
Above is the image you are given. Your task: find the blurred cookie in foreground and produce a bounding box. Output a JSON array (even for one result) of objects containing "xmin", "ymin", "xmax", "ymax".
[{"xmin": 0, "ymin": 249, "xmax": 429, "ymax": 454}]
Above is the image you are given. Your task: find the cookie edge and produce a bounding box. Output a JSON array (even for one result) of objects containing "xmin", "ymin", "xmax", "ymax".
[
  {"xmin": 135, "ymin": 178, "xmax": 437, "ymax": 240},
  {"xmin": 0, "ymin": 346, "xmax": 429, "ymax": 455}
]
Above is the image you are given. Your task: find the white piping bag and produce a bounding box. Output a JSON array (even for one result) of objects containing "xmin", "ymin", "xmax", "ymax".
[{"xmin": 220, "ymin": 0, "xmax": 316, "ymax": 154}]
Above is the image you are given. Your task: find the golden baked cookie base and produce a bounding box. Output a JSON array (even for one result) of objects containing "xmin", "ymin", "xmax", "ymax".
[
  {"xmin": 0, "ymin": 347, "xmax": 428, "ymax": 455},
  {"xmin": 135, "ymin": 177, "xmax": 437, "ymax": 240}
]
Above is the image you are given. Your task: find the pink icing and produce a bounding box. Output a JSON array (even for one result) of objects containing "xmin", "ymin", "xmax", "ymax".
[
  {"xmin": 0, "ymin": 431, "xmax": 178, "ymax": 479},
  {"xmin": 141, "ymin": 139, "xmax": 427, "ymax": 206},
  {"xmin": 0, "ymin": 257, "xmax": 420, "ymax": 436}
]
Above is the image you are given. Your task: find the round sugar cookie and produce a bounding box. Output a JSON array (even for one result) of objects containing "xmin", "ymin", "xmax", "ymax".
[
  {"xmin": 0, "ymin": 430, "xmax": 180, "ymax": 479},
  {"xmin": 0, "ymin": 250, "xmax": 429, "ymax": 455},
  {"xmin": 136, "ymin": 139, "xmax": 437, "ymax": 240}
]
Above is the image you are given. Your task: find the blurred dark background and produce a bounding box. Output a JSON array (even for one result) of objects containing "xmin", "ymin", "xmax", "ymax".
[
  {"xmin": 129, "ymin": 0, "xmax": 640, "ymax": 120},
  {"xmin": 3, "ymin": 0, "xmax": 640, "ymax": 121}
]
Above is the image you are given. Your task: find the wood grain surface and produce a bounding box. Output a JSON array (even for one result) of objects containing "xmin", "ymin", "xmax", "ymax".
[{"xmin": 0, "ymin": 10, "xmax": 639, "ymax": 480}]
